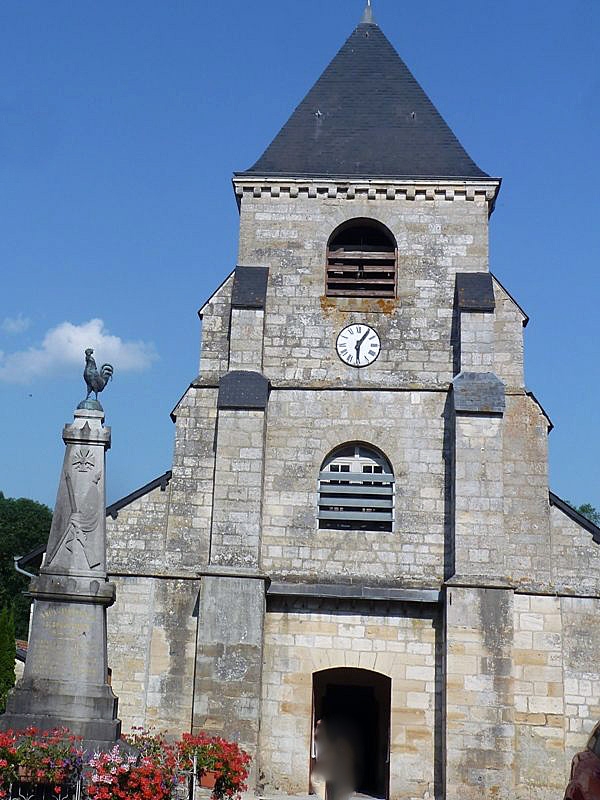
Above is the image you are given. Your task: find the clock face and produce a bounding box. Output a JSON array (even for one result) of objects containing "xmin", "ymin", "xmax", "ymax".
[{"xmin": 336, "ymin": 323, "xmax": 381, "ymax": 368}]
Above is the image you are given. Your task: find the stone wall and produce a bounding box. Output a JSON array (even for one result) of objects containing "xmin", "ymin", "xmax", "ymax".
[
  {"xmin": 198, "ymin": 273, "xmax": 234, "ymax": 379},
  {"xmin": 165, "ymin": 387, "xmax": 218, "ymax": 569},
  {"xmin": 492, "ymin": 280, "xmax": 525, "ymax": 391},
  {"xmin": 106, "ymin": 576, "xmax": 199, "ymax": 735},
  {"xmin": 100, "ymin": 174, "xmax": 599, "ymax": 800},
  {"xmin": 237, "ymin": 194, "xmax": 495, "ymax": 389},
  {"xmin": 195, "ymin": 198, "xmax": 527, "ymax": 394},
  {"xmin": 260, "ymin": 600, "xmax": 440, "ymax": 800},
  {"xmin": 453, "ymin": 415, "xmax": 504, "ymax": 579},
  {"xmin": 445, "ymin": 587, "xmax": 515, "ymax": 800},
  {"xmin": 262, "ymin": 388, "xmax": 447, "ymax": 583},
  {"xmin": 503, "ymin": 395, "xmax": 552, "ymax": 588},
  {"xmin": 550, "ymin": 505, "xmax": 600, "ymax": 595},
  {"xmin": 193, "ymin": 576, "xmax": 265, "ymax": 760},
  {"xmin": 107, "ymin": 484, "xmax": 170, "ymax": 573},
  {"xmin": 211, "ymin": 409, "xmax": 265, "ymax": 569},
  {"xmin": 562, "ymin": 597, "xmax": 600, "ymax": 753},
  {"xmin": 513, "ymin": 593, "xmax": 566, "ymax": 799},
  {"xmin": 445, "ymin": 586, "xmax": 600, "ymax": 800}
]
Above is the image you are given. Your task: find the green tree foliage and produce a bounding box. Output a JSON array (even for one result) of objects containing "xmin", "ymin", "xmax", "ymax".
[
  {"xmin": 0, "ymin": 491, "xmax": 52, "ymax": 638},
  {"xmin": 0, "ymin": 605, "xmax": 16, "ymax": 712},
  {"xmin": 576, "ymin": 503, "xmax": 600, "ymax": 526}
]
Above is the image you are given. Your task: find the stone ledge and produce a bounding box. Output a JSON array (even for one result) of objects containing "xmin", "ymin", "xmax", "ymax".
[
  {"xmin": 29, "ymin": 574, "xmax": 116, "ymax": 606},
  {"xmin": 233, "ymin": 177, "xmax": 501, "ymax": 211},
  {"xmin": 268, "ymin": 582, "xmax": 441, "ymax": 604},
  {"xmin": 199, "ymin": 565, "xmax": 270, "ymax": 581},
  {"xmin": 445, "ymin": 575, "xmax": 600, "ymax": 599}
]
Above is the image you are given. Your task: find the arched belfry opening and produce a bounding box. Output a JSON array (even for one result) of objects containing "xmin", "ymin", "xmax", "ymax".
[
  {"xmin": 326, "ymin": 218, "xmax": 397, "ymax": 298},
  {"xmin": 311, "ymin": 668, "xmax": 391, "ymax": 800},
  {"xmin": 318, "ymin": 443, "xmax": 395, "ymax": 532}
]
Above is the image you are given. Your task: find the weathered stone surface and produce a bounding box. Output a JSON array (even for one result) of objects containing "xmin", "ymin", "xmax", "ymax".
[
  {"xmin": 101, "ymin": 183, "xmax": 599, "ymax": 800},
  {"xmin": 107, "ymin": 576, "xmax": 199, "ymax": 733},
  {"xmin": 2, "ymin": 408, "xmax": 120, "ymax": 746},
  {"xmin": 261, "ymin": 600, "xmax": 440, "ymax": 799},
  {"xmin": 99, "ymin": 83, "xmax": 594, "ymax": 800},
  {"xmin": 445, "ymin": 587, "xmax": 515, "ymax": 800},
  {"xmin": 193, "ymin": 576, "xmax": 266, "ymax": 773}
]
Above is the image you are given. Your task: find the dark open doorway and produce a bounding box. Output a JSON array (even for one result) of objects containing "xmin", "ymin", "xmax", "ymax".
[{"xmin": 311, "ymin": 668, "xmax": 391, "ymax": 800}]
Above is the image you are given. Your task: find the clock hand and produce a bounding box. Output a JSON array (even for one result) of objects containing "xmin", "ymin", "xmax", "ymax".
[
  {"xmin": 356, "ymin": 330, "xmax": 369, "ymax": 353},
  {"xmin": 355, "ymin": 331, "xmax": 369, "ymax": 364}
]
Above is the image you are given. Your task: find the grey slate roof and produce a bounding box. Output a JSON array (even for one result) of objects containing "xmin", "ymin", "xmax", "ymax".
[{"xmin": 240, "ymin": 20, "xmax": 488, "ymax": 180}]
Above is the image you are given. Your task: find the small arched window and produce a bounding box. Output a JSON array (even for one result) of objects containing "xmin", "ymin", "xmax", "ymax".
[
  {"xmin": 326, "ymin": 219, "xmax": 397, "ymax": 298},
  {"xmin": 318, "ymin": 444, "xmax": 394, "ymax": 532}
]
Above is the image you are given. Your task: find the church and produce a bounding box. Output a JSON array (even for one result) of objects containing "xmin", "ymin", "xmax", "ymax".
[{"xmin": 103, "ymin": 6, "xmax": 600, "ymax": 800}]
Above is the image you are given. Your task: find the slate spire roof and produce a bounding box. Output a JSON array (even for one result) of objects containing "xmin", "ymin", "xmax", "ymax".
[{"xmin": 240, "ymin": 12, "xmax": 488, "ymax": 180}]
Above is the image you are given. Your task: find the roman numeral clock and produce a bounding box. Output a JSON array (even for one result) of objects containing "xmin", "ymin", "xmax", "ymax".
[{"xmin": 336, "ymin": 323, "xmax": 381, "ymax": 367}]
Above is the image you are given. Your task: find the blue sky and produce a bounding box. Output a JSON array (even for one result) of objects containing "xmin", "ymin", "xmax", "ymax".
[{"xmin": 1, "ymin": 0, "xmax": 598, "ymax": 511}]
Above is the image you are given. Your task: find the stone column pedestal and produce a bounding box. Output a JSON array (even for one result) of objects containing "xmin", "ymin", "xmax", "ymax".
[{"xmin": 0, "ymin": 408, "xmax": 121, "ymax": 747}]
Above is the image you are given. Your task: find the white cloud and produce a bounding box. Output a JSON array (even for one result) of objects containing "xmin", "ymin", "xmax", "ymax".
[
  {"xmin": 0, "ymin": 318, "xmax": 158, "ymax": 383},
  {"xmin": 1, "ymin": 314, "xmax": 31, "ymax": 334}
]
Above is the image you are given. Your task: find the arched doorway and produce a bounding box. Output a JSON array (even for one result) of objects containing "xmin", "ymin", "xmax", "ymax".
[{"xmin": 311, "ymin": 668, "xmax": 391, "ymax": 799}]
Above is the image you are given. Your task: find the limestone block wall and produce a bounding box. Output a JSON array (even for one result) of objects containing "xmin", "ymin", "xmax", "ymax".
[
  {"xmin": 453, "ymin": 416, "xmax": 504, "ymax": 578},
  {"xmin": 198, "ymin": 273, "xmax": 234, "ymax": 380},
  {"xmin": 237, "ymin": 193, "xmax": 490, "ymax": 388},
  {"xmin": 459, "ymin": 312, "xmax": 495, "ymax": 372},
  {"xmin": 492, "ymin": 280, "xmax": 525, "ymax": 390},
  {"xmin": 562, "ymin": 597, "xmax": 600, "ymax": 753},
  {"xmin": 195, "ymin": 270, "xmax": 526, "ymax": 395},
  {"xmin": 261, "ymin": 388, "xmax": 447, "ymax": 583},
  {"xmin": 503, "ymin": 394, "xmax": 552, "ymax": 587},
  {"xmin": 446, "ymin": 587, "xmax": 600, "ymax": 800},
  {"xmin": 193, "ymin": 576, "xmax": 265, "ymax": 758},
  {"xmin": 260, "ymin": 600, "xmax": 440, "ymax": 800},
  {"xmin": 210, "ymin": 409, "xmax": 265, "ymax": 568},
  {"xmin": 550, "ymin": 505, "xmax": 600, "ymax": 594},
  {"xmin": 106, "ymin": 483, "xmax": 171, "ymax": 572},
  {"xmin": 106, "ymin": 576, "xmax": 199, "ymax": 735},
  {"xmin": 166, "ymin": 387, "xmax": 218, "ymax": 569},
  {"xmin": 512, "ymin": 593, "xmax": 566, "ymax": 799},
  {"xmin": 445, "ymin": 587, "xmax": 515, "ymax": 800},
  {"xmin": 451, "ymin": 391, "xmax": 552, "ymax": 587},
  {"xmin": 513, "ymin": 593, "xmax": 600, "ymax": 798},
  {"xmin": 229, "ymin": 308, "xmax": 265, "ymax": 371}
]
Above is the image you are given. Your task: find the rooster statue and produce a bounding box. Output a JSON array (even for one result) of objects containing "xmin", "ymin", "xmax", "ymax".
[{"xmin": 83, "ymin": 348, "xmax": 114, "ymax": 404}]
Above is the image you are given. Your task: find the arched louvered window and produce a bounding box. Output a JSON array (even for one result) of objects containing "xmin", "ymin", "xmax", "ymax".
[
  {"xmin": 326, "ymin": 219, "xmax": 397, "ymax": 298},
  {"xmin": 318, "ymin": 444, "xmax": 394, "ymax": 532}
]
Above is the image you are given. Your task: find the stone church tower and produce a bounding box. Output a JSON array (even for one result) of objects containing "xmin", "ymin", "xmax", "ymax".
[{"xmin": 105, "ymin": 8, "xmax": 600, "ymax": 800}]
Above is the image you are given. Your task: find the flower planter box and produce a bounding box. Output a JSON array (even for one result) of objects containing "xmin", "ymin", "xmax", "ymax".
[
  {"xmin": 199, "ymin": 770, "xmax": 218, "ymax": 789},
  {"xmin": 17, "ymin": 765, "xmax": 44, "ymax": 783}
]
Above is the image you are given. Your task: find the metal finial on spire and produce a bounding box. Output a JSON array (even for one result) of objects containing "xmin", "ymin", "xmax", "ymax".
[{"xmin": 361, "ymin": 0, "xmax": 375, "ymax": 24}]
